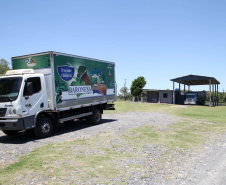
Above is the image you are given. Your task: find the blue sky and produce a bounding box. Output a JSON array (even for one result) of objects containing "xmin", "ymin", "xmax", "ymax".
[{"xmin": 1, "ymin": 0, "xmax": 225, "ymax": 93}]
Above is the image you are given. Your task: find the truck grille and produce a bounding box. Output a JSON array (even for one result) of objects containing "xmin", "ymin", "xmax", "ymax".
[{"xmin": 0, "ymin": 108, "xmax": 7, "ymax": 117}]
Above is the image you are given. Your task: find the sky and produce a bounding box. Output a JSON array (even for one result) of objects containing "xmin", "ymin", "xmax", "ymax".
[{"xmin": 0, "ymin": 0, "xmax": 226, "ymax": 94}]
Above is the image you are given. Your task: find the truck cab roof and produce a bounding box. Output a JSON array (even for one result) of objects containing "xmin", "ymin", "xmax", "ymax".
[{"xmin": 5, "ymin": 69, "xmax": 35, "ymax": 76}]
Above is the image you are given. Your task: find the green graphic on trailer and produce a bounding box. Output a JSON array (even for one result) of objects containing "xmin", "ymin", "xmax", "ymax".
[
  {"xmin": 12, "ymin": 54, "xmax": 50, "ymax": 70},
  {"xmin": 54, "ymin": 55, "xmax": 115, "ymax": 104}
]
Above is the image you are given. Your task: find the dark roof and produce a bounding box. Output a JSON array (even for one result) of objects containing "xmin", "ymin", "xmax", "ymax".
[{"xmin": 171, "ymin": 75, "xmax": 220, "ymax": 85}]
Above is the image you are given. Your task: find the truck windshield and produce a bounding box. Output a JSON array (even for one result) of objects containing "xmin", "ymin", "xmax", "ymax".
[
  {"xmin": 0, "ymin": 77, "xmax": 22, "ymax": 102},
  {"xmin": 186, "ymin": 94, "xmax": 196, "ymax": 99}
]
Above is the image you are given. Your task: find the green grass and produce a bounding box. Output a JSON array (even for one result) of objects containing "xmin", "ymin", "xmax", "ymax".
[
  {"xmin": 172, "ymin": 106, "xmax": 226, "ymax": 123},
  {"xmin": 124, "ymin": 125, "xmax": 159, "ymax": 147},
  {"xmin": 111, "ymin": 101, "xmax": 226, "ymax": 148},
  {"xmin": 0, "ymin": 135, "xmax": 132, "ymax": 184},
  {"xmin": 106, "ymin": 100, "xmax": 226, "ymax": 124},
  {"xmin": 1, "ymin": 101, "xmax": 226, "ymax": 184},
  {"xmin": 105, "ymin": 101, "xmax": 170, "ymax": 114},
  {"xmin": 165, "ymin": 121, "xmax": 207, "ymax": 149}
]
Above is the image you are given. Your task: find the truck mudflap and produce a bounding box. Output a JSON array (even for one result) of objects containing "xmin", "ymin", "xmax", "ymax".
[{"xmin": 0, "ymin": 119, "xmax": 24, "ymax": 130}]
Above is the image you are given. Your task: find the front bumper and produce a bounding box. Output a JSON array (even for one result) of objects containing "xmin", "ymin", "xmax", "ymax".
[
  {"xmin": 0, "ymin": 119, "xmax": 24, "ymax": 130},
  {"xmin": 184, "ymin": 101, "xmax": 196, "ymax": 105}
]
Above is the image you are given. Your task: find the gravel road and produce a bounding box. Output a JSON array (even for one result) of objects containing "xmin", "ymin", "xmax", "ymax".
[{"xmin": 0, "ymin": 112, "xmax": 225, "ymax": 184}]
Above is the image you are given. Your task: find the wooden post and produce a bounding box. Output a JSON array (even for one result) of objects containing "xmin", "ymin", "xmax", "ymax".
[
  {"xmin": 217, "ymin": 84, "xmax": 219, "ymax": 106},
  {"xmin": 215, "ymin": 85, "xmax": 216, "ymax": 106},
  {"xmin": 173, "ymin": 82, "xmax": 175, "ymax": 104},
  {"xmin": 209, "ymin": 79, "xmax": 211, "ymax": 106},
  {"xmin": 212, "ymin": 84, "xmax": 214, "ymax": 106}
]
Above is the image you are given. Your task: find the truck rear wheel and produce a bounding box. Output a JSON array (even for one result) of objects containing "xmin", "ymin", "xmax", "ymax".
[
  {"xmin": 90, "ymin": 109, "xmax": 102, "ymax": 125},
  {"xmin": 2, "ymin": 130, "xmax": 19, "ymax": 136},
  {"xmin": 34, "ymin": 117, "xmax": 53, "ymax": 138}
]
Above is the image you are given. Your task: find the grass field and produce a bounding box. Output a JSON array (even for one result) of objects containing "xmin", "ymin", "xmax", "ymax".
[
  {"xmin": 0, "ymin": 101, "xmax": 226, "ymax": 184},
  {"xmin": 106, "ymin": 101, "xmax": 226, "ymax": 124}
]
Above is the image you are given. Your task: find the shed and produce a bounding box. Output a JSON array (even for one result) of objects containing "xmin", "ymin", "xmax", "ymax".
[
  {"xmin": 142, "ymin": 89, "xmax": 173, "ymax": 104},
  {"xmin": 170, "ymin": 74, "xmax": 220, "ymax": 106}
]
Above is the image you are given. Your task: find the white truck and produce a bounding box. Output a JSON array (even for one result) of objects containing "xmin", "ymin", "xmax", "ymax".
[
  {"xmin": 0, "ymin": 51, "xmax": 116, "ymax": 138},
  {"xmin": 184, "ymin": 91, "xmax": 206, "ymax": 105}
]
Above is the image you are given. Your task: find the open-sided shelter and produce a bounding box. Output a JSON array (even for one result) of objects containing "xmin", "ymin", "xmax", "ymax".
[{"xmin": 170, "ymin": 74, "xmax": 220, "ymax": 106}]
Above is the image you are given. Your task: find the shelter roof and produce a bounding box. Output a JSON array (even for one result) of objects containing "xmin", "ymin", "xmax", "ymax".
[{"xmin": 170, "ymin": 74, "xmax": 220, "ymax": 85}]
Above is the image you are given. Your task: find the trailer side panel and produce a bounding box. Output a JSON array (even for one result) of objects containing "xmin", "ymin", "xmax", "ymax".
[{"xmin": 53, "ymin": 54, "xmax": 116, "ymax": 110}]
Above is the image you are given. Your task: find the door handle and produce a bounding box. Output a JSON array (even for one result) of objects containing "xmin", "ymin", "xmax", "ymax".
[{"xmin": 40, "ymin": 103, "xmax": 44, "ymax": 108}]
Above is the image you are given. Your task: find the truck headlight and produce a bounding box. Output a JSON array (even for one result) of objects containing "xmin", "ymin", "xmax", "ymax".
[
  {"xmin": 9, "ymin": 109, "xmax": 16, "ymax": 114},
  {"xmin": 9, "ymin": 109, "xmax": 13, "ymax": 114}
]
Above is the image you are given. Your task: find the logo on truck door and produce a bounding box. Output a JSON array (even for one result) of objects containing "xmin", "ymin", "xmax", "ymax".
[{"xmin": 57, "ymin": 65, "xmax": 75, "ymax": 81}]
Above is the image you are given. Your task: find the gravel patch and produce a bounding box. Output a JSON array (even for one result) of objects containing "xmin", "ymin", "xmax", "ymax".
[
  {"xmin": 0, "ymin": 112, "xmax": 180, "ymax": 165},
  {"xmin": 0, "ymin": 112, "xmax": 225, "ymax": 184}
]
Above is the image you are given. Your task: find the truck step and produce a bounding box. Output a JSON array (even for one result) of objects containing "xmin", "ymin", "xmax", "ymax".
[{"xmin": 60, "ymin": 112, "xmax": 92, "ymax": 122}]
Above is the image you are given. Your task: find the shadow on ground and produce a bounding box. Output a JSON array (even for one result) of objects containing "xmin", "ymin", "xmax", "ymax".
[{"xmin": 0, "ymin": 118, "xmax": 117, "ymax": 144}]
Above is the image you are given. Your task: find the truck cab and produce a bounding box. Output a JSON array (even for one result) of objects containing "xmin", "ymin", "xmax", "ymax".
[
  {"xmin": 0, "ymin": 69, "xmax": 48, "ymax": 135},
  {"xmin": 184, "ymin": 93, "xmax": 197, "ymax": 105}
]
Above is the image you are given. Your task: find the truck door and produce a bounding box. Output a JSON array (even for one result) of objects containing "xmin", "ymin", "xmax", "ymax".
[{"xmin": 22, "ymin": 77, "xmax": 44, "ymax": 127}]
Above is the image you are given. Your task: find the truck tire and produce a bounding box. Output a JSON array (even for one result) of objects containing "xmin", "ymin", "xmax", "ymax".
[
  {"xmin": 90, "ymin": 109, "xmax": 102, "ymax": 125},
  {"xmin": 34, "ymin": 117, "xmax": 53, "ymax": 138},
  {"xmin": 2, "ymin": 130, "xmax": 19, "ymax": 136}
]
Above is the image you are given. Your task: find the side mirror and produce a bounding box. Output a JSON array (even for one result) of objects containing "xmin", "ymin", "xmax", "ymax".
[{"xmin": 25, "ymin": 82, "xmax": 33, "ymax": 96}]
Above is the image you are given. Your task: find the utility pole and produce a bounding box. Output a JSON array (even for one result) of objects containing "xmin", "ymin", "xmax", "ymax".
[{"xmin": 123, "ymin": 79, "xmax": 127, "ymax": 101}]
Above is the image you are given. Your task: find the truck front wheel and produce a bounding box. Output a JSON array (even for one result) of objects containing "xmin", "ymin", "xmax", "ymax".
[
  {"xmin": 34, "ymin": 117, "xmax": 53, "ymax": 138},
  {"xmin": 90, "ymin": 109, "xmax": 102, "ymax": 125},
  {"xmin": 2, "ymin": 130, "xmax": 19, "ymax": 136}
]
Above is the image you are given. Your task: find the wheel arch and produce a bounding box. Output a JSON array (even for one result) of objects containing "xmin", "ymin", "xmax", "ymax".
[
  {"xmin": 34, "ymin": 111, "xmax": 56, "ymax": 127},
  {"xmin": 92, "ymin": 104, "xmax": 103, "ymax": 114}
]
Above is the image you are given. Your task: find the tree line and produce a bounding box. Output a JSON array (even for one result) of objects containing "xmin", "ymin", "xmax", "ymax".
[{"xmin": 206, "ymin": 91, "xmax": 226, "ymax": 103}]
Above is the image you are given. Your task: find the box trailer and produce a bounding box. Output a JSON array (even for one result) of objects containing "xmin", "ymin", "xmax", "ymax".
[{"xmin": 0, "ymin": 51, "xmax": 116, "ymax": 138}]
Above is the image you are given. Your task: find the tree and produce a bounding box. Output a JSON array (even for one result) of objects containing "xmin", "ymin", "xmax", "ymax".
[
  {"xmin": 119, "ymin": 86, "xmax": 129, "ymax": 101},
  {"xmin": 130, "ymin": 76, "xmax": 146, "ymax": 100},
  {"xmin": 0, "ymin": 59, "xmax": 10, "ymax": 74}
]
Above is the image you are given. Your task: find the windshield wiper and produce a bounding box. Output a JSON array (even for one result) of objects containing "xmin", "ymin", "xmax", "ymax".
[
  {"xmin": 7, "ymin": 96, "xmax": 14, "ymax": 101},
  {"xmin": 0, "ymin": 96, "xmax": 14, "ymax": 102}
]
